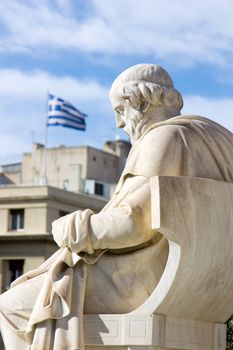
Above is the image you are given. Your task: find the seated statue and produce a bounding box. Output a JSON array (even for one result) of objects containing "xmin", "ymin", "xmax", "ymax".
[{"xmin": 0, "ymin": 64, "xmax": 233, "ymax": 350}]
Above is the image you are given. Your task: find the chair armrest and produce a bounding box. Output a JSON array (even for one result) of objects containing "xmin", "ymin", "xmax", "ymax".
[{"xmin": 131, "ymin": 176, "xmax": 233, "ymax": 323}]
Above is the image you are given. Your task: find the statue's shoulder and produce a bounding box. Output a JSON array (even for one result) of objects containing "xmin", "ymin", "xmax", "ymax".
[
  {"xmin": 140, "ymin": 115, "xmax": 232, "ymax": 146},
  {"xmin": 137, "ymin": 115, "xmax": 194, "ymax": 147},
  {"xmin": 125, "ymin": 115, "xmax": 233, "ymax": 178}
]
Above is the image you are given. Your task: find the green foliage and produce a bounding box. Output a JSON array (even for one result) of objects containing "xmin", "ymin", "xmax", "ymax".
[{"xmin": 227, "ymin": 315, "xmax": 233, "ymax": 349}]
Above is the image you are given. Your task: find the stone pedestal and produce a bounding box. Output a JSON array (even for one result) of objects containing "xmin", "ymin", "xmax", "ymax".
[{"xmin": 84, "ymin": 314, "xmax": 226, "ymax": 350}]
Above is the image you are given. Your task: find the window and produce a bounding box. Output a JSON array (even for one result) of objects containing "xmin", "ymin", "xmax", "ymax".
[
  {"xmin": 9, "ymin": 209, "xmax": 24, "ymax": 230},
  {"xmin": 9, "ymin": 260, "xmax": 24, "ymax": 282},
  {"xmin": 59, "ymin": 210, "xmax": 69, "ymax": 218},
  {"xmin": 2, "ymin": 259, "xmax": 24, "ymax": 291},
  {"xmin": 95, "ymin": 182, "xmax": 104, "ymax": 196}
]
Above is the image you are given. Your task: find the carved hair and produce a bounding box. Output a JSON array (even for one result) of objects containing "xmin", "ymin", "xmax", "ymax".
[{"xmin": 110, "ymin": 64, "xmax": 183, "ymax": 115}]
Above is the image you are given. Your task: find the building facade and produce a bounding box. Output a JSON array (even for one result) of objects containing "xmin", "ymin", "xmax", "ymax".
[{"xmin": 0, "ymin": 140, "xmax": 131, "ymax": 293}]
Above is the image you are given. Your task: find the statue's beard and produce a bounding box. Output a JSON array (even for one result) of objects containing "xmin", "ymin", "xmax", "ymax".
[{"xmin": 124, "ymin": 110, "xmax": 151, "ymax": 145}]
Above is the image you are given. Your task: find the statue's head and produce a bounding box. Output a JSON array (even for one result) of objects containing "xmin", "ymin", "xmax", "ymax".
[{"xmin": 109, "ymin": 64, "xmax": 183, "ymax": 144}]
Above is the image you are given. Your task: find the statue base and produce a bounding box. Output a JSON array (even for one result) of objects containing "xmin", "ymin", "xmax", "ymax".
[{"xmin": 84, "ymin": 314, "xmax": 226, "ymax": 350}]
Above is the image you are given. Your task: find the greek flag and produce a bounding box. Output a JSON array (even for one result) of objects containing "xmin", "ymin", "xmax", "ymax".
[{"xmin": 47, "ymin": 94, "xmax": 87, "ymax": 131}]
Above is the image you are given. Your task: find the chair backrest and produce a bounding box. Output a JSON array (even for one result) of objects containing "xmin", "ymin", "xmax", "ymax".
[{"xmin": 130, "ymin": 176, "xmax": 233, "ymax": 323}]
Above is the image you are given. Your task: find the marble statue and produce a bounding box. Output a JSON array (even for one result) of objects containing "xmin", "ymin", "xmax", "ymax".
[{"xmin": 0, "ymin": 64, "xmax": 233, "ymax": 350}]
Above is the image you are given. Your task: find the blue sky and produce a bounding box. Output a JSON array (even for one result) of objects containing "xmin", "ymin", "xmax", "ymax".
[{"xmin": 0, "ymin": 0, "xmax": 233, "ymax": 165}]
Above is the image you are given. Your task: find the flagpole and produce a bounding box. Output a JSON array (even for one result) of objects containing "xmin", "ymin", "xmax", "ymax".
[{"xmin": 41, "ymin": 90, "xmax": 49, "ymax": 185}]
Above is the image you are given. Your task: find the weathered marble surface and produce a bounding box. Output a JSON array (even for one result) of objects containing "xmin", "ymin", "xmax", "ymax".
[{"xmin": 0, "ymin": 64, "xmax": 233, "ymax": 350}]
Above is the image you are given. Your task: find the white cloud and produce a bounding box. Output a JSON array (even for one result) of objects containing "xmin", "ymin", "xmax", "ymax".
[
  {"xmin": 183, "ymin": 95, "xmax": 233, "ymax": 131},
  {"xmin": 1, "ymin": 0, "xmax": 233, "ymax": 66},
  {"xmin": 0, "ymin": 135, "xmax": 28, "ymax": 159},
  {"xmin": 0, "ymin": 68, "xmax": 107, "ymax": 101},
  {"xmin": 56, "ymin": 0, "xmax": 74, "ymax": 14}
]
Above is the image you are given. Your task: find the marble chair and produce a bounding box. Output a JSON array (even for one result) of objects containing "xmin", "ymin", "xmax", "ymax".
[{"xmin": 83, "ymin": 176, "xmax": 233, "ymax": 350}]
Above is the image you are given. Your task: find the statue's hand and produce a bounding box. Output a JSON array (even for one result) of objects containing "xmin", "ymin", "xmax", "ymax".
[
  {"xmin": 51, "ymin": 209, "xmax": 95, "ymax": 253},
  {"xmin": 52, "ymin": 215, "xmax": 69, "ymax": 248}
]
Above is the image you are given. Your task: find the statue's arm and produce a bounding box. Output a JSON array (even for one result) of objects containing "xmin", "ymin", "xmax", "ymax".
[
  {"xmin": 90, "ymin": 175, "xmax": 154, "ymax": 250},
  {"xmin": 52, "ymin": 175, "xmax": 155, "ymax": 253}
]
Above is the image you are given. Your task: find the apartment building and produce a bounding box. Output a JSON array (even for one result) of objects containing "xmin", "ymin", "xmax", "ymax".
[{"xmin": 0, "ymin": 140, "xmax": 131, "ymax": 292}]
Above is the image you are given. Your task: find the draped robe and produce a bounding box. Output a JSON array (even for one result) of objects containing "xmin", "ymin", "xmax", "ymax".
[{"xmin": 0, "ymin": 115, "xmax": 233, "ymax": 349}]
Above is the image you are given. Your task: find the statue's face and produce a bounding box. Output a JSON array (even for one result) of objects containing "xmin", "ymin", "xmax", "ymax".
[{"xmin": 110, "ymin": 91, "xmax": 142, "ymax": 142}]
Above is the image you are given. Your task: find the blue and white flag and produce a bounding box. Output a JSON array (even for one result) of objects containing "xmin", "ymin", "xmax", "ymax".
[{"xmin": 47, "ymin": 94, "xmax": 87, "ymax": 131}]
